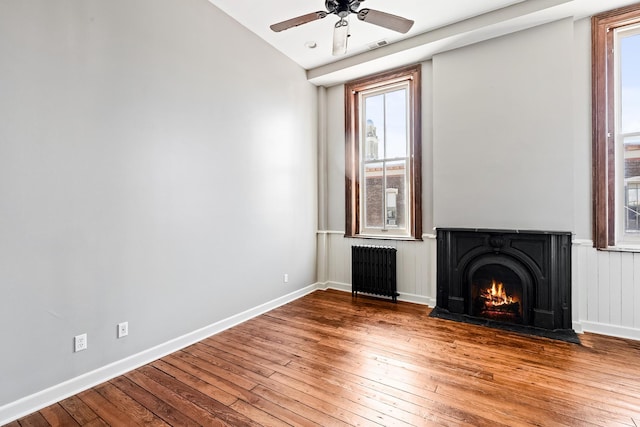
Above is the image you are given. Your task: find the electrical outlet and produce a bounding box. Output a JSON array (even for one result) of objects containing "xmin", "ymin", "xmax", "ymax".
[
  {"xmin": 117, "ymin": 322, "xmax": 128, "ymax": 338},
  {"xmin": 74, "ymin": 333, "xmax": 87, "ymax": 352},
  {"xmin": 284, "ymin": 273, "xmax": 289, "ymax": 283}
]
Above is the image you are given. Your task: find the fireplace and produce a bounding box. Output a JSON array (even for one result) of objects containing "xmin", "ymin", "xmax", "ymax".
[{"xmin": 432, "ymin": 228, "xmax": 577, "ymax": 342}]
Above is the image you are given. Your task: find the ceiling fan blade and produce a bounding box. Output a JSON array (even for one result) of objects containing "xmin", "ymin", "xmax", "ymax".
[
  {"xmin": 332, "ymin": 19, "xmax": 349, "ymax": 56},
  {"xmin": 270, "ymin": 11, "xmax": 328, "ymax": 32},
  {"xmin": 356, "ymin": 8, "xmax": 414, "ymax": 33}
]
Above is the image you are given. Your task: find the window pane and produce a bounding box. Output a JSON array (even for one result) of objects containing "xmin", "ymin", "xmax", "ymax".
[
  {"xmin": 621, "ymin": 33, "xmax": 640, "ymax": 134},
  {"xmin": 364, "ymin": 95, "xmax": 384, "ymax": 160},
  {"xmin": 625, "ymin": 135, "xmax": 640, "ymax": 232},
  {"xmin": 364, "ymin": 162, "xmax": 383, "ymax": 229},
  {"xmin": 385, "ymin": 89, "xmax": 408, "ymax": 159},
  {"xmin": 385, "ymin": 160, "xmax": 407, "ymax": 229}
]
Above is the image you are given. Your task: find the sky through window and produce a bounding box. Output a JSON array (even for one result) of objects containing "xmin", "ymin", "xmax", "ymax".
[{"xmin": 621, "ymin": 32, "xmax": 640, "ymax": 134}]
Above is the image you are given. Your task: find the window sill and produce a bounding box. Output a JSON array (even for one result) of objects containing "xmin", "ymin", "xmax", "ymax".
[
  {"xmin": 349, "ymin": 234, "xmax": 423, "ymax": 242},
  {"xmin": 602, "ymin": 245, "xmax": 640, "ymax": 252}
]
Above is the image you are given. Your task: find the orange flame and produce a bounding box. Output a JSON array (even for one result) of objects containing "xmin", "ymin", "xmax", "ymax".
[{"xmin": 483, "ymin": 279, "xmax": 516, "ymax": 307}]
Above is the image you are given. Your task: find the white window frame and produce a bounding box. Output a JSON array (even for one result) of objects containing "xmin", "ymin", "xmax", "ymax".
[{"xmin": 358, "ymin": 81, "xmax": 412, "ymax": 237}]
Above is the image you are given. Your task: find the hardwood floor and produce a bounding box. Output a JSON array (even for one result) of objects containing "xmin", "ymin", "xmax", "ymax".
[{"xmin": 7, "ymin": 289, "xmax": 640, "ymax": 426}]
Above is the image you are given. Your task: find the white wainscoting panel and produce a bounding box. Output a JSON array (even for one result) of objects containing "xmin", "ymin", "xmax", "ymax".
[
  {"xmin": 320, "ymin": 232, "xmax": 437, "ymax": 306},
  {"xmin": 573, "ymin": 241, "xmax": 640, "ymax": 340}
]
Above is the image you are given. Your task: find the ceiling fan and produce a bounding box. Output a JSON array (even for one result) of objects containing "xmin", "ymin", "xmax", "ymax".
[{"xmin": 270, "ymin": 0, "xmax": 415, "ymax": 56}]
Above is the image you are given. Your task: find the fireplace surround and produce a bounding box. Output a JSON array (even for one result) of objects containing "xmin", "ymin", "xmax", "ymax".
[{"xmin": 431, "ymin": 228, "xmax": 577, "ymax": 342}]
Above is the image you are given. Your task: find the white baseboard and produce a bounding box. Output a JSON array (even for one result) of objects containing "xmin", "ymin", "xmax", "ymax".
[
  {"xmin": 0, "ymin": 283, "xmax": 321, "ymax": 426},
  {"xmin": 572, "ymin": 321, "xmax": 584, "ymax": 334},
  {"xmin": 320, "ymin": 281, "xmax": 434, "ymax": 306},
  {"xmin": 579, "ymin": 321, "xmax": 640, "ymax": 341},
  {"xmin": 320, "ymin": 280, "xmax": 351, "ymax": 293}
]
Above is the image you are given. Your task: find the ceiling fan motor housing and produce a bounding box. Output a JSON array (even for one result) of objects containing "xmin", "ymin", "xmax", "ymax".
[{"xmin": 326, "ymin": 0, "xmax": 362, "ymax": 17}]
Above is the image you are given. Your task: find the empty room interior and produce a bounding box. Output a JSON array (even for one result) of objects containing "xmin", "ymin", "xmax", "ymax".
[{"xmin": 2, "ymin": 0, "xmax": 640, "ymax": 425}]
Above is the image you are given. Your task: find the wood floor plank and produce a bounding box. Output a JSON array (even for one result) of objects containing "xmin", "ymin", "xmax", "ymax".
[
  {"xmin": 124, "ymin": 369, "xmax": 227, "ymax": 427},
  {"xmin": 282, "ymin": 357, "xmax": 500, "ymax": 427},
  {"xmin": 186, "ymin": 333, "xmax": 405, "ymax": 425},
  {"xmin": 136, "ymin": 365, "xmax": 258, "ymax": 426},
  {"xmin": 171, "ymin": 350, "xmax": 258, "ymax": 392},
  {"xmin": 38, "ymin": 403, "xmax": 80, "ymax": 426},
  {"xmin": 9, "ymin": 289, "xmax": 640, "ymax": 426},
  {"xmin": 228, "ymin": 399, "xmax": 290, "ymax": 427},
  {"xmin": 77, "ymin": 389, "xmax": 138, "ymax": 427},
  {"xmin": 249, "ymin": 384, "xmax": 349, "ymax": 427},
  {"xmin": 161, "ymin": 354, "xmax": 324, "ymax": 426},
  {"xmin": 267, "ymin": 369, "xmax": 479, "ymax": 427},
  {"xmin": 191, "ymin": 342, "xmax": 277, "ymax": 378},
  {"xmin": 93, "ymin": 382, "xmax": 168, "ymax": 427},
  {"xmin": 196, "ymin": 341, "xmax": 435, "ymax": 426},
  {"xmin": 80, "ymin": 420, "xmax": 109, "ymax": 427},
  {"xmin": 160, "ymin": 352, "xmax": 258, "ymax": 402},
  {"xmin": 111, "ymin": 375, "xmax": 200, "ymax": 427},
  {"xmin": 150, "ymin": 359, "xmax": 239, "ymax": 406},
  {"xmin": 57, "ymin": 395, "xmax": 101, "ymax": 425},
  {"xmin": 15, "ymin": 411, "xmax": 49, "ymax": 427},
  {"xmin": 199, "ymin": 341, "xmax": 444, "ymax": 425}
]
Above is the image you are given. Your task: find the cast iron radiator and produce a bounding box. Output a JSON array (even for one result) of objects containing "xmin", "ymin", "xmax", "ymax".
[{"xmin": 351, "ymin": 245, "xmax": 398, "ymax": 302}]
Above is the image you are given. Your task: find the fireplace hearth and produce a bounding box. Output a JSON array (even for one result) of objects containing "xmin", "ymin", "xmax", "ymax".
[{"xmin": 431, "ymin": 228, "xmax": 578, "ymax": 343}]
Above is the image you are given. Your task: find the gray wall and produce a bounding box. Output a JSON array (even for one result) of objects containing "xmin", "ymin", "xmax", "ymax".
[
  {"xmin": 0, "ymin": 0, "xmax": 317, "ymax": 406},
  {"xmin": 573, "ymin": 18, "xmax": 593, "ymax": 240},
  {"xmin": 432, "ymin": 18, "xmax": 575, "ymax": 232},
  {"xmin": 325, "ymin": 84, "xmax": 346, "ymax": 231}
]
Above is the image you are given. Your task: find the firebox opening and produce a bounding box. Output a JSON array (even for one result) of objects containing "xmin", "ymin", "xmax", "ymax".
[{"xmin": 471, "ymin": 263, "xmax": 524, "ymax": 324}]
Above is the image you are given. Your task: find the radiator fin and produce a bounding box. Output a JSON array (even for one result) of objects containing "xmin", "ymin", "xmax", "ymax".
[{"xmin": 351, "ymin": 245, "xmax": 398, "ymax": 302}]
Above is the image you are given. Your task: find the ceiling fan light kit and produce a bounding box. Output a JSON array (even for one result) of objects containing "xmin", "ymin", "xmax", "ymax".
[
  {"xmin": 270, "ymin": 0, "xmax": 414, "ymax": 55},
  {"xmin": 332, "ymin": 18, "xmax": 350, "ymax": 56}
]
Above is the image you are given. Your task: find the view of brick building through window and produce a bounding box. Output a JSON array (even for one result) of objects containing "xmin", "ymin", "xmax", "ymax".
[
  {"xmin": 363, "ymin": 119, "xmax": 406, "ymax": 229},
  {"xmin": 625, "ymin": 147, "xmax": 640, "ymax": 231}
]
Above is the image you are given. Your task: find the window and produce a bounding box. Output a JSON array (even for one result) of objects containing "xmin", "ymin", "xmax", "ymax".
[
  {"xmin": 593, "ymin": 4, "xmax": 640, "ymax": 248},
  {"xmin": 345, "ymin": 64, "xmax": 421, "ymax": 239}
]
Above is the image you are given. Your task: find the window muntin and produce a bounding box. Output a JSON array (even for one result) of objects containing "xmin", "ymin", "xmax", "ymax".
[
  {"xmin": 344, "ymin": 64, "xmax": 422, "ymax": 240},
  {"xmin": 592, "ymin": 4, "xmax": 640, "ymax": 249}
]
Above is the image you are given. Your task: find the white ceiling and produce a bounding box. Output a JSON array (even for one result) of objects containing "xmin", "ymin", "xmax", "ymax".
[{"xmin": 207, "ymin": 0, "xmax": 640, "ymax": 86}]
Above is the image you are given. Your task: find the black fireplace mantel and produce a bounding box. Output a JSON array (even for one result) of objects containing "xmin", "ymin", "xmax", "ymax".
[{"xmin": 432, "ymin": 228, "xmax": 576, "ymax": 342}]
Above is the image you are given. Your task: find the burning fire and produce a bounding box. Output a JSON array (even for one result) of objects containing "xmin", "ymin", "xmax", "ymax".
[{"xmin": 481, "ymin": 279, "xmax": 517, "ymax": 307}]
